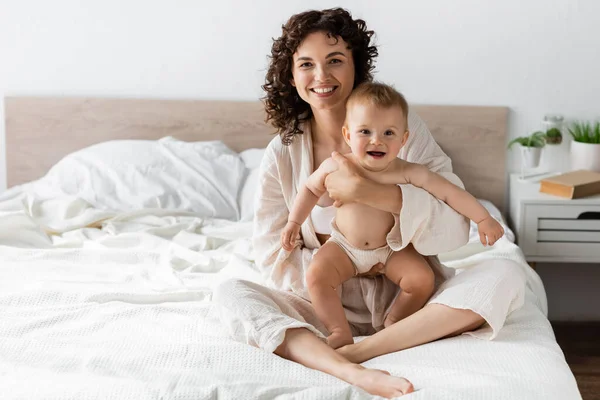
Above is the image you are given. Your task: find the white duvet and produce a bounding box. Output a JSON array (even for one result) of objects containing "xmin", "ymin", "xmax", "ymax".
[
  {"xmin": 0, "ymin": 137, "xmax": 580, "ymax": 399},
  {"xmin": 0, "ymin": 198, "xmax": 580, "ymax": 400}
]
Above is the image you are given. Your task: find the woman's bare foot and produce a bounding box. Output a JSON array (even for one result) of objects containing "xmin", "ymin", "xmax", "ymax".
[
  {"xmin": 327, "ymin": 330, "xmax": 353, "ymax": 349},
  {"xmin": 343, "ymin": 364, "xmax": 414, "ymax": 398}
]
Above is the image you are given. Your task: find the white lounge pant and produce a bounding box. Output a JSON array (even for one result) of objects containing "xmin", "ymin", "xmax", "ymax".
[{"xmin": 213, "ymin": 259, "xmax": 526, "ymax": 353}]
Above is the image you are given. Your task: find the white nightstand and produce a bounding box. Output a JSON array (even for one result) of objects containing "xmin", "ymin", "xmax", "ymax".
[{"xmin": 509, "ymin": 173, "xmax": 600, "ymax": 265}]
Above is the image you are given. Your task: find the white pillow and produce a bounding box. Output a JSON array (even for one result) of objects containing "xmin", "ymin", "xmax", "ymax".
[
  {"xmin": 239, "ymin": 148, "xmax": 266, "ymax": 170},
  {"xmin": 238, "ymin": 148, "xmax": 266, "ymax": 222},
  {"xmin": 29, "ymin": 137, "xmax": 246, "ymax": 220}
]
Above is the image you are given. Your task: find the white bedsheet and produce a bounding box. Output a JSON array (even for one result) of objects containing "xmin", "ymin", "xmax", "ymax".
[{"xmin": 0, "ymin": 194, "xmax": 580, "ymax": 399}]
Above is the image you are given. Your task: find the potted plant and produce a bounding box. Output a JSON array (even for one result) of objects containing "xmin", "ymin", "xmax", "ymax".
[
  {"xmin": 544, "ymin": 127, "xmax": 563, "ymax": 144},
  {"xmin": 508, "ymin": 131, "xmax": 546, "ymax": 168},
  {"xmin": 568, "ymin": 121, "xmax": 600, "ymax": 172},
  {"xmin": 542, "ymin": 115, "xmax": 564, "ymax": 145}
]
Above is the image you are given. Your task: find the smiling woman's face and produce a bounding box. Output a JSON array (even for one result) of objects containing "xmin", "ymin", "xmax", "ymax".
[{"xmin": 291, "ymin": 31, "xmax": 355, "ymax": 112}]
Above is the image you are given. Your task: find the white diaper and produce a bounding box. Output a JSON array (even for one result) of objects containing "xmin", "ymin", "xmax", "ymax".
[{"xmin": 327, "ymin": 219, "xmax": 394, "ymax": 274}]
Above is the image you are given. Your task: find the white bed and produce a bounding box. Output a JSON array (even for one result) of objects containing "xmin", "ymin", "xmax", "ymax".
[{"xmin": 0, "ymin": 98, "xmax": 581, "ymax": 399}]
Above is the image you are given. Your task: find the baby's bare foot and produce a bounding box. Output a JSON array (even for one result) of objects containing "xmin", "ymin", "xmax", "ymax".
[
  {"xmin": 345, "ymin": 365, "xmax": 414, "ymax": 398},
  {"xmin": 327, "ymin": 331, "xmax": 353, "ymax": 349}
]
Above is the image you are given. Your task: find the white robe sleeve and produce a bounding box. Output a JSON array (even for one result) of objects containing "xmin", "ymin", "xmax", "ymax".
[
  {"xmin": 387, "ymin": 110, "xmax": 470, "ymax": 255},
  {"xmin": 252, "ymin": 144, "xmax": 316, "ymax": 296}
]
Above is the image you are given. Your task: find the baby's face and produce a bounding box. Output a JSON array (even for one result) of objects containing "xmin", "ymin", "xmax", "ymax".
[{"xmin": 343, "ymin": 103, "xmax": 408, "ymax": 171}]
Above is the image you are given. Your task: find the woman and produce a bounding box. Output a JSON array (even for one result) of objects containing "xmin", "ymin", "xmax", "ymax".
[{"xmin": 214, "ymin": 8, "xmax": 525, "ymax": 398}]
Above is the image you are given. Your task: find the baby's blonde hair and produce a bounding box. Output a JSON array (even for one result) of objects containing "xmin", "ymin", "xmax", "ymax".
[{"xmin": 345, "ymin": 82, "xmax": 409, "ymax": 126}]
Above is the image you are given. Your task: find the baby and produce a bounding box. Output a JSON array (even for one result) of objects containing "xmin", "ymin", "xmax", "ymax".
[{"xmin": 281, "ymin": 82, "xmax": 505, "ymax": 349}]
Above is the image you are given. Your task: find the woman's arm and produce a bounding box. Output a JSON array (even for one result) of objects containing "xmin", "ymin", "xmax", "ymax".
[
  {"xmin": 403, "ymin": 163, "xmax": 490, "ymax": 223},
  {"xmin": 324, "ymin": 155, "xmax": 403, "ymax": 213},
  {"xmin": 327, "ymin": 172, "xmax": 403, "ymax": 214}
]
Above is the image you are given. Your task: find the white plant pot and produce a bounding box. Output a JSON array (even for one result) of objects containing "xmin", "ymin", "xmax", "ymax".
[
  {"xmin": 570, "ymin": 141, "xmax": 600, "ymax": 172},
  {"xmin": 520, "ymin": 146, "xmax": 542, "ymax": 168}
]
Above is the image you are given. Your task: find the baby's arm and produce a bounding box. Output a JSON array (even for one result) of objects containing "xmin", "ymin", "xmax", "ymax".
[
  {"xmin": 289, "ymin": 157, "xmax": 338, "ymax": 224},
  {"xmin": 346, "ymin": 155, "xmax": 412, "ymax": 186},
  {"xmin": 403, "ymin": 162, "xmax": 505, "ymax": 245},
  {"xmin": 281, "ymin": 158, "xmax": 338, "ymax": 251}
]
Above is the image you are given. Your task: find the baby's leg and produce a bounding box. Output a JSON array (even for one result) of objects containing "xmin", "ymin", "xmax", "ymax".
[
  {"xmin": 384, "ymin": 244, "xmax": 435, "ymax": 328},
  {"xmin": 307, "ymin": 241, "xmax": 357, "ymax": 349}
]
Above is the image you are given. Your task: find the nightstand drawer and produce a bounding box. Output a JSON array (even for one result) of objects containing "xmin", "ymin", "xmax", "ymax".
[
  {"xmin": 522, "ymin": 204, "xmax": 600, "ymax": 260},
  {"xmin": 538, "ymin": 219, "xmax": 600, "ymax": 230},
  {"xmin": 538, "ymin": 231, "xmax": 600, "ymax": 242}
]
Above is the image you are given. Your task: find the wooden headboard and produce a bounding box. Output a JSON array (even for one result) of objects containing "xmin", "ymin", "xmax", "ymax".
[{"xmin": 4, "ymin": 97, "xmax": 508, "ymax": 212}]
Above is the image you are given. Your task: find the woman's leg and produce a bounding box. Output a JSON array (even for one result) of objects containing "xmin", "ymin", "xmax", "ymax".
[
  {"xmin": 306, "ymin": 242, "xmax": 356, "ymax": 349},
  {"xmin": 339, "ymin": 260, "xmax": 526, "ymax": 363},
  {"xmin": 213, "ymin": 278, "xmax": 414, "ymax": 398},
  {"xmin": 338, "ymin": 303, "xmax": 484, "ymax": 363},
  {"xmin": 277, "ymin": 328, "xmax": 414, "ymax": 398}
]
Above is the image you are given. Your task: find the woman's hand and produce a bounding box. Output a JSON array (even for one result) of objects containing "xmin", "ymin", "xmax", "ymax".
[
  {"xmin": 355, "ymin": 262, "xmax": 385, "ymax": 278},
  {"xmin": 326, "ymin": 152, "xmax": 403, "ymax": 214},
  {"xmin": 324, "ymin": 152, "xmax": 365, "ymax": 207}
]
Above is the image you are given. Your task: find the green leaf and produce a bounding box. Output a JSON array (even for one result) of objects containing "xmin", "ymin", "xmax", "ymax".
[
  {"xmin": 507, "ymin": 131, "xmax": 546, "ymax": 149},
  {"xmin": 569, "ymin": 121, "xmax": 599, "ymax": 143}
]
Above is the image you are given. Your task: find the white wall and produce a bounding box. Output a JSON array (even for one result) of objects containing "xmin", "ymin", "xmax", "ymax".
[{"xmin": 1, "ymin": 0, "xmax": 599, "ymax": 320}]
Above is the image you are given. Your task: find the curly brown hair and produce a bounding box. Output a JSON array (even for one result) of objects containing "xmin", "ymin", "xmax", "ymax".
[{"xmin": 262, "ymin": 8, "xmax": 378, "ymax": 145}]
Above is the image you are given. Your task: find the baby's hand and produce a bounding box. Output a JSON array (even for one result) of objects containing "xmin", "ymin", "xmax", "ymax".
[
  {"xmin": 281, "ymin": 221, "xmax": 302, "ymax": 251},
  {"xmin": 477, "ymin": 217, "xmax": 505, "ymax": 246}
]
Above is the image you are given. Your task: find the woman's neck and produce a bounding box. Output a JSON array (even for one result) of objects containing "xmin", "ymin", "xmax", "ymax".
[{"xmin": 310, "ymin": 106, "xmax": 347, "ymax": 149}]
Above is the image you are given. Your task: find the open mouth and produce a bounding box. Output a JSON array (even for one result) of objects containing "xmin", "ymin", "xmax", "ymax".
[
  {"xmin": 367, "ymin": 151, "xmax": 386, "ymax": 159},
  {"xmin": 310, "ymin": 86, "xmax": 337, "ymax": 96}
]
